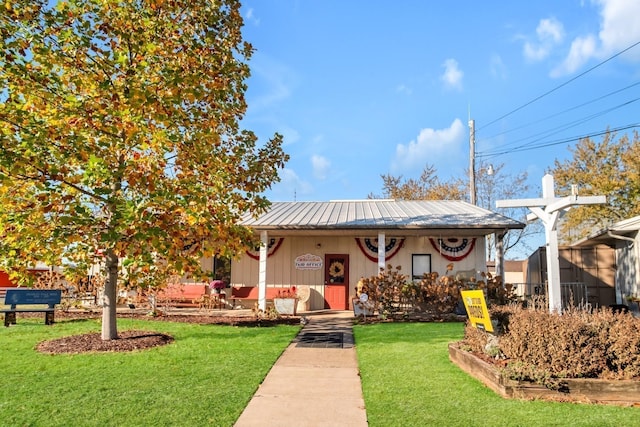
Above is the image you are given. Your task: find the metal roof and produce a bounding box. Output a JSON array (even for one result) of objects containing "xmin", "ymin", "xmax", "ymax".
[
  {"xmin": 241, "ymin": 200, "xmax": 525, "ymax": 236},
  {"xmin": 573, "ymin": 214, "xmax": 640, "ymax": 247}
]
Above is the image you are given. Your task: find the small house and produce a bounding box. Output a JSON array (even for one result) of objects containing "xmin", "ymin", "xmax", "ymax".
[{"xmin": 227, "ymin": 200, "xmax": 524, "ymax": 311}]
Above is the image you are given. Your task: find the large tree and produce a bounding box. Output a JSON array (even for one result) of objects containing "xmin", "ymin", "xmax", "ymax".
[
  {"xmin": 0, "ymin": 0, "xmax": 288, "ymax": 339},
  {"xmin": 550, "ymin": 131, "xmax": 640, "ymax": 243}
]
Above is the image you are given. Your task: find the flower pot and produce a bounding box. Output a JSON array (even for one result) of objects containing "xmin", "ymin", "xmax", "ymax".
[{"xmin": 274, "ymin": 298, "xmax": 298, "ymax": 315}]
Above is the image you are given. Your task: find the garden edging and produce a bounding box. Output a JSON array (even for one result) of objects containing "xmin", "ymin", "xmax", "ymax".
[{"xmin": 448, "ymin": 342, "xmax": 640, "ymax": 407}]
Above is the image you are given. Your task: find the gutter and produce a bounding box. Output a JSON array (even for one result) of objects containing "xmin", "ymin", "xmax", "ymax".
[{"xmin": 607, "ymin": 231, "xmax": 635, "ymax": 247}]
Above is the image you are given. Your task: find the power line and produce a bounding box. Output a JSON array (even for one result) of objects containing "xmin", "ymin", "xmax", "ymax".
[
  {"xmin": 479, "ymin": 80, "xmax": 640, "ymax": 143},
  {"xmin": 477, "ymin": 39, "xmax": 640, "ymax": 132},
  {"xmin": 479, "ymin": 96, "xmax": 640, "ymax": 155},
  {"xmin": 477, "ymin": 123, "xmax": 640, "ymax": 159}
]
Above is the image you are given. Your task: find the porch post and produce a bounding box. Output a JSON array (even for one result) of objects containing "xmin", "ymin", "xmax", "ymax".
[
  {"xmin": 378, "ymin": 232, "xmax": 386, "ymax": 272},
  {"xmin": 258, "ymin": 230, "xmax": 268, "ymax": 311},
  {"xmin": 495, "ymin": 231, "xmax": 505, "ymax": 279}
]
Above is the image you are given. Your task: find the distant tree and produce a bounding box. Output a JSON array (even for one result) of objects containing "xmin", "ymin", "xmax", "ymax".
[
  {"xmin": 550, "ymin": 131, "xmax": 640, "ymax": 243},
  {"xmin": 369, "ymin": 164, "xmax": 466, "ymax": 200},
  {"xmin": 371, "ymin": 162, "xmax": 537, "ymax": 260},
  {"xmin": 0, "ymin": 0, "xmax": 288, "ymax": 340},
  {"xmin": 474, "ymin": 161, "xmax": 541, "ymax": 260}
]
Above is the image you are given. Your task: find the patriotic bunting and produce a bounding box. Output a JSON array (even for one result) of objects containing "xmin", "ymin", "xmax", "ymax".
[
  {"xmin": 355, "ymin": 237, "xmax": 405, "ymax": 262},
  {"xmin": 429, "ymin": 237, "xmax": 476, "ymax": 261},
  {"xmin": 245, "ymin": 237, "xmax": 284, "ymax": 260}
]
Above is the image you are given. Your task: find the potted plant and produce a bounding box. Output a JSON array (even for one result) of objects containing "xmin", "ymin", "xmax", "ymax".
[
  {"xmin": 209, "ymin": 280, "xmax": 226, "ymax": 294},
  {"xmin": 274, "ymin": 286, "xmax": 298, "ymax": 315}
]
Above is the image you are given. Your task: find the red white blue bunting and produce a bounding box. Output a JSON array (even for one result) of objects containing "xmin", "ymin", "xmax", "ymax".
[
  {"xmin": 429, "ymin": 237, "xmax": 476, "ymax": 261},
  {"xmin": 245, "ymin": 237, "xmax": 284, "ymax": 260},
  {"xmin": 355, "ymin": 237, "xmax": 405, "ymax": 263}
]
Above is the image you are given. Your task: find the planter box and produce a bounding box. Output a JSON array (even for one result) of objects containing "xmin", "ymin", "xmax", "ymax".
[
  {"xmin": 274, "ymin": 298, "xmax": 297, "ymax": 315},
  {"xmin": 449, "ymin": 343, "xmax": 640, "ymax": 406}
]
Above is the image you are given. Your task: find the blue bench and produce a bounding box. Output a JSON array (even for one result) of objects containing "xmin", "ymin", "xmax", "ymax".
[{"xmin": 1, "ymin": 289, "xmax": 62, "ymax": 327}]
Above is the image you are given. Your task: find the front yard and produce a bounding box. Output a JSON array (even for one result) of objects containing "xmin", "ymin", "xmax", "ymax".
[{"xmin": 354, "ymin": 322, "xmax": 640, "ymax": 427}]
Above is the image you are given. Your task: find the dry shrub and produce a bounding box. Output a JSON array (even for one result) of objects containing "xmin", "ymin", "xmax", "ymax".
[
  {"xmin": 495, "ymin": 305, "xmax": 640, "ymax": 382},
  {"xmin": 463, "ymin": 322, "xmax": 492, "ymax": 354},
  {"xmin": 359, "ymin": 265, "xmax": 518, "ymax": 317},
  {"xmin": 416, "ymin": 272, "xmax": 462, "ymax": 314},
  {"xmin": 598, "ymin": 311, "xmax": 640, "ymax": 379},
  {"xmin": 358, "ymin": 265, "xmax": 409, "ymax": 316}
]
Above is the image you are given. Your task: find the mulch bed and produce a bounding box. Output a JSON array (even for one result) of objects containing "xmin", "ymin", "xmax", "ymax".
[
  {"xmin": 28, "ymin": 310, "xmax": 465, "ymax": 355},
  {"xmin": 30, "ymin": 310, "xmax": 302, "ymax": 355}
]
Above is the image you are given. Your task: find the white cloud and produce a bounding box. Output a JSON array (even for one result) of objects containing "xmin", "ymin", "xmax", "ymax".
[
  {"xmin": 440, "ymin": 59, "xmax": 463, "ymax": 91},
  {"xmin": 396, "ymin": 83, "xmax": 412, "ymax": 95},
  {"xmin": 490, "ymin": 54, "xmax": 508, "ymax": 80},
  {"xmin": 279, "ymin": 126, "xmax": 300, "ymax": 146},
  {"xmin": 391, "ymin": 119, "xmax": 466, "ymax": 173},
  {"xmin": 552, "ymin": 35, "xmax": 597, "ymax": 76},
  {"xmin": 311, "ymin": 155, "xmax": 330, "ymax": 180},
  {"xmin": 248, "ymin": 53, "xmax": 296, "ymax": 111},
  {"xmin": 268, "ymin": 168, "xmax": 313, "ymax": 201},
  {"xmin": 538, "ymin": 17, "xmax": 564, "ymax": 43},
  {"xmin": 597, "ymin": 0, "xmax": 640, "ymax": 54},
  {"xmin": 244, "ymin": 8, "xmax": 260, "ymax": 26},
  {"xmin": 552, "ymin": 0, "xmax": 640, "ymax": 76},
  {"xmin": 523, "ymin": 17, "xmax": 565, "ymax": 62}
]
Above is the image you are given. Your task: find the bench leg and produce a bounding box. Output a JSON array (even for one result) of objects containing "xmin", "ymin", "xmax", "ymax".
[
  {"xmin": 45, "ymin": 312, "xmax": 55, "ymax": 325},
  {"xmin": 4, "ymin": 312, "xmax": 16, "ymax": 327}
]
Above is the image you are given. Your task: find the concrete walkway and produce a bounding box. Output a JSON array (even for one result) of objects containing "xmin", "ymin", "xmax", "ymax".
[{"xmin": 234, "ymin": 311, "xmax": 368, "ymax": 427}]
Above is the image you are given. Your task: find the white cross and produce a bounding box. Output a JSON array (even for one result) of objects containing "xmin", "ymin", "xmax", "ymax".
[{"xmin": 496, "ymin": 174, "xmax": 606, "ymax": 312}]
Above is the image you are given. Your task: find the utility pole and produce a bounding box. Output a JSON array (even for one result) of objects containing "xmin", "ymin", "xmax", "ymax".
[{"xmin": 469, "ymin": 119, "xmax": 476, "ymax": 205}]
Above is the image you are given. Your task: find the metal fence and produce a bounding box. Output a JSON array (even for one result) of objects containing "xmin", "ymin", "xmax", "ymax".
[{"xmin": 510, "ymin": 282, "xmax": 589, "ymax": 308}]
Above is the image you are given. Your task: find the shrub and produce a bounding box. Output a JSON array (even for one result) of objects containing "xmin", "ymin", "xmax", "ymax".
[
  {"xmin": 463, "ymin": 304, "xmax": 640, "ymax": 385},
  {"xmin": 357, "ymin": 264, "xmax": 517, "ymax": 317}
]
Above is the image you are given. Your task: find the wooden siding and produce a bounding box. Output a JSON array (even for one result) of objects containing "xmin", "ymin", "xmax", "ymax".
[
  {"xmin": 527, "ymin": 245, "xmax": 616, "ymax": 307},
  {"xmin": 231, "ymin": 235, "xmax": 487, "ymax": 311}
]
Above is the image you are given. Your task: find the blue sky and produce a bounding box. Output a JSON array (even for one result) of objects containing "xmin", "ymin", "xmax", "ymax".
[{"xmin": 238, "ymin": 1, "xmax": 640, "ymax": 256}]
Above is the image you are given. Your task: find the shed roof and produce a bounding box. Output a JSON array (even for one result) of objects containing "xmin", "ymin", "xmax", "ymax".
[
  {"xmin": 241, "ymin": 200, "xmax": 525, "ymax": 236},
  {"xmin": 573, "ymin": 214, "xmax": 640, "ymax": 247}
]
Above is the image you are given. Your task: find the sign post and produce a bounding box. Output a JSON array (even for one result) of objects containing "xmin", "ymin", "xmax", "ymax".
[
  {"xmin": 496, "ymin": 174, "xmax": 606, "ymax": 312},
  {"xmin": 461, "ymin": 289, "xmax": 493, "ymax": 333}
]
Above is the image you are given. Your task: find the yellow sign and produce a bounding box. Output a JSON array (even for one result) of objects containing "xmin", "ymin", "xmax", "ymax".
[{"xmin": 460, "ymin": 290, "xmax": 493, "ymax": 333}]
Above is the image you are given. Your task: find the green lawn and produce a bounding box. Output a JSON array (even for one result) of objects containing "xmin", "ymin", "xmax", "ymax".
[
  {"xmin": 0, "ymin": 317, "xmax": 300, "ymax": 426},
  {"xmin": 354, "ymin": 322, "xmax": 640, "ymax": 427}
]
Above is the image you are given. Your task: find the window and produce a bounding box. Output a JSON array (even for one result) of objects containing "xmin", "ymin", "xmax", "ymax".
[
  {"xmin": 213, "ymin": 256, "xmax": 231, "ymax": 285},
  {"xmin": 412, "ymin": 254, "xmax": 431, "ymax": 280}
]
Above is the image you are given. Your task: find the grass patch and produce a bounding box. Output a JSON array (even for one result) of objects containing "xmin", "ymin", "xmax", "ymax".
[
  {"xmin": 0, "ymin": 317, "xmax": 299, "ymax": 426},
  {"xmin": 354, "ymin": 322, "xmax": 640, "ymax": 427}
]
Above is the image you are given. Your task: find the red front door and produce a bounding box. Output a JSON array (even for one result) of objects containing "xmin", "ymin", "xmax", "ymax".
[{"xmin": 324, "ymin": 254, "xmax": 349, "ymax": 309}]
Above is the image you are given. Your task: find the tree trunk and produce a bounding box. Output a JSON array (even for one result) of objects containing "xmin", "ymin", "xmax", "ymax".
[{"xmin": 101, "ymin": 249, "xmax": 119, "ymax": 340}]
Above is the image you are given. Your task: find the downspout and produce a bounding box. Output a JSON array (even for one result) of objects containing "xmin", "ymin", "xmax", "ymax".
[
  {"xmin": 607, "ymin": 231, "xmax": 635, "ymax": 246},
  {"xmin": 607, "ymin": 230, "xmax": 636, "ymax": 247}
]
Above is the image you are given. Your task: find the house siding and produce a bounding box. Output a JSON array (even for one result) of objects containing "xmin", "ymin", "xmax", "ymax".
[
  {"xmin": 230, "ymin": 234, "xmax": 487, "ymax": 311},
  {"xmin": 614, "ymin": 233, "xmax": 639, "ymax": 302}
]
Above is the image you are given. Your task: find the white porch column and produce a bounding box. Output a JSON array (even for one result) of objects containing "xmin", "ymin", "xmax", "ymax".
[
  {"xmin": 378, "ymin": 232, "xmax": 386, "ymax": 271},
  {"xmin": 258, "ymin": 231, "xmax": 268, "ymax": 311}
]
